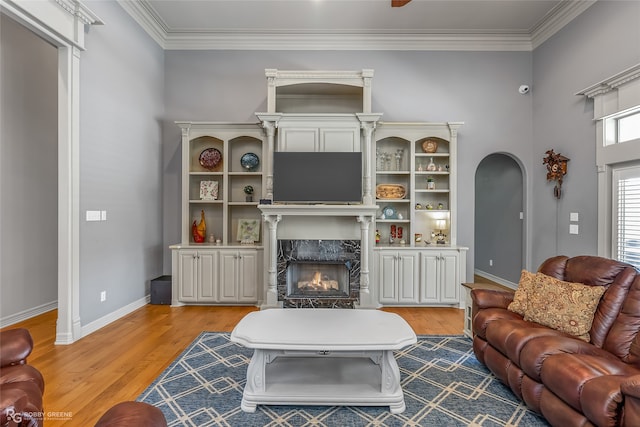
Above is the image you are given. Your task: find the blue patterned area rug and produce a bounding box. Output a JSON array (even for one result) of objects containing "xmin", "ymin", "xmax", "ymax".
[{"xmin": 138, "ymin": 333, "xmax": 549, "ymax": 426}]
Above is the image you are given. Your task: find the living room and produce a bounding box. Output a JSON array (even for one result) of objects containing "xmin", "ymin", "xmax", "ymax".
[{"xmin": 1, "ymin": 0, "xmax": 639, "ymax": 425}]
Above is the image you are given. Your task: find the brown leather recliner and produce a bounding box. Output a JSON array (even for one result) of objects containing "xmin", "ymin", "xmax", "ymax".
[
  {"xmin": 1, "ymin": 328, "xmax": 167, "ymax": 427},
  {"xmin": 472, "ymin": 255, "xmax": 640, "ymax": 427},
  {"xmin": 0, "ymin": 328, "xmax": 45, "ymax": 427}
]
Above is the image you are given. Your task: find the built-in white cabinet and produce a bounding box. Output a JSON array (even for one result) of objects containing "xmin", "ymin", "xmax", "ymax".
[
  {"xmin": 176, "ymin": 249, "xmax": 217, "ymax": 302},
  {"xmin": 378, "ymin": 250, "xmax": 420, "ymax": 304},
  {"xmin": 375, "ymin": 247, "xmax": 466, "ymax": 306},
  {"xmin": 171, "ymin": 122, "xmax": 265, "ymax": 306},
  {"xmin": 420, "ymin": 250, "xmax": 461, "ymax": 305},
  {"xmin": 373, "ymin": 121, "xmax": 467, "ymax": 307},
  {"xmin": 172, "ymin": 247, "xmax": 262, "ymax": 305},
  {"xmin": 219, "ymin": 249, "xmax": 260, "ymax": 302},
  {"xmin": 276, "ymin": 114, "xmax": 362, "ymax": 152}
]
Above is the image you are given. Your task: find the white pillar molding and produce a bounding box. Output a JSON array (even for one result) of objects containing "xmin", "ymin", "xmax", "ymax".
[
  {"xmin": 356, "ymin": 213, "xmax": 377, "ymax": 308},
  {"xmin": 261, "ymin": 213, "xmax": 282, "ymax": 308},
  {"xmin": 255, "ymin": 113, "xmax": 281, "ymax": 201},
  {"xmin": 2, "ymin": 0, "xmax": 101, "ymax": 344},
  {"xmin": 356, "ymin": 113, "xmax": 383, "ymax": 206}
]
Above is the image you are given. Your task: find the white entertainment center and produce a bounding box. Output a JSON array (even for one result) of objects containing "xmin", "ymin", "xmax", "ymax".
[{"xmin": 170, "ymin": 69, "xmax": 467, "ymax": 308}]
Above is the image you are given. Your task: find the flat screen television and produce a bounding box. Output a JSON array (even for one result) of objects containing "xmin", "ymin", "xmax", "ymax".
[{"xmin": 273, "ymin": 152, "xmax": 362, "ymax": 203}]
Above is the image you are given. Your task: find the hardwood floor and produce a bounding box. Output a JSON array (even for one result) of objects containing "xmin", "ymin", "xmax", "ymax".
[{"xmin": 4, "ymin": 305, "xmax": 463, "ymax": 426}]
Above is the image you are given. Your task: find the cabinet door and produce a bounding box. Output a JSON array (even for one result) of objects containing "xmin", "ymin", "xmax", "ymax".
[
  {"xmin": 219, "ymin": 250, "xmax": 239, "ymax": 302},
  {"xmin": 420, "ymin": 253, "xmax": 440, "ymax": 304},
  {"xmin": 398, "ymin": 252, "xmax": 419, "ymax": 303},
  {"xmin": 440, "ymin": 251, "xmax": 460, "ymax": 304},
  {"xmin": 279, "ymin": 128, "xmax": 318, "ymax": 151},
  {"xmin": 378, "ymin": 252, "xmax": 398, "ymax": 303},
  {"xmin": 198, "ymin": 250, "xmax": 218, "ymax": 301},
  {"xmin": 319, "ymin": 128, "xmax": 361, "ymax": 152},
  {"xmin": 177, "ymin": 250, "xmax": 198, "ymax": 302},
  {"xmin": 237, "ymin": 250, "xmax": 258, "ymax": 302}
]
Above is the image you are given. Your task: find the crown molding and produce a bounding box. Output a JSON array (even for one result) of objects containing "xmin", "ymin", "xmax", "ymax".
[
  {"xmin": 118, "ymin": 0, "xmax": 592, "ymax": 52},
  {"xmin": 531, "ymin": 0, "xmax": 596, "ymax": 49},
  {"xmin": 161, "ymin": 30, "xmax": 533, "ymax": 51},
  {"xmin": 117, "ymin": 0, "xmax": 167, "ymax": 47}
]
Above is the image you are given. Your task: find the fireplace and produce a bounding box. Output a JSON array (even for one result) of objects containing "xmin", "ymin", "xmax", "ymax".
[
  {"xmin": 277, "ymin": 240, "xmax": 360, "ymax": 308},
  {"xmin": 287, "ymin": 261, "xmax": 351, "ymax": 298}
]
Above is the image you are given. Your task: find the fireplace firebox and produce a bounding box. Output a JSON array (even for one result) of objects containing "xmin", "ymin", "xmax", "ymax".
[
  {"xmin": 277, "ymin": 239, "xmax": 361, "ymax": 308},
  {"xmin": 286, "ymin": 261, "xmax": 351, "ymax": 298}
]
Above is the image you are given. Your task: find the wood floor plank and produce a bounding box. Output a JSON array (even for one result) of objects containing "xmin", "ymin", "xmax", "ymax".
[{"xmin": 3, "ymin": 304, "xmax": 463, "ymax": 426}]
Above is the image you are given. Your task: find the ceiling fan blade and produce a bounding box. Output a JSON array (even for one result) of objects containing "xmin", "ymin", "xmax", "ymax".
[{"xmin": 391, "ymin": 0, "xmax": 412, "ymax": 7}]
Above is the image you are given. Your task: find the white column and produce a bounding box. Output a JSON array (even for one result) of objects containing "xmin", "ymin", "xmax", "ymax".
[
  {"xmin": 356, "ymin": 214, "xmax": 376, "ymax": 308},
  {"xmin": 256, "ymin": 113, "xmax": 281, "ymax": 201},
  {"xmin": 357, "ymin": 114, "xmax": 382, "ymax": 206},
  {"xmin": 262, "ymin": 213, "xmax": 282, "ymax": 308},
  {"xmin": 56, "ymin": 45, "xmax": 82, "ymax": 344}
]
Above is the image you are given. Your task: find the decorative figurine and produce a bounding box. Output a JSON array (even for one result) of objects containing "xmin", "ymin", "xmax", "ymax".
[
  {"xmin": 376, "ymin": 229, "xmax": 381, "ymax": 244},
  {"xmin": 244, "ymin": 185, "xmax": 254, "ymax": 202},
  {"xmin": 192, "ymin": 210, "xmax": 206, "ymax": 243}
]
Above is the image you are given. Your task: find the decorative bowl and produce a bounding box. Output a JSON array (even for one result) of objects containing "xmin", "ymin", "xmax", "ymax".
[
  {"xmin": 376, "ymin": 184, "xmax": 406, "ymax": 199},
  {"xmin": 240, "ymin": 152, "xmax": 260, "ymax": 171},
  {"xmin": 421, "ymin": 137, "xmax": 447, "ymax": 153},
  {"xmin": 199, "ymin": 148, "xmax": 222, "ymax": 170}
]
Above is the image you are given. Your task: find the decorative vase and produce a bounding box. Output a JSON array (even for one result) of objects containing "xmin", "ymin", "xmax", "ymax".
[{"xmin": 192, "ymin": 210, "xmax": 206, "ymax": 243}]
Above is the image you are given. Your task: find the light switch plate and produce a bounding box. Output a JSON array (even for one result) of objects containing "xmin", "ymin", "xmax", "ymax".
[
  {"xmin": 569, "ymin": 224, "xmax": 579, "ymax": 234},
  {"xmin": 570, "ymin": 212, "xmax": 579, "ymax": 222},
  {"xmin": 86, "ymin": 210, "xmax": 101, "ymax": 221}
]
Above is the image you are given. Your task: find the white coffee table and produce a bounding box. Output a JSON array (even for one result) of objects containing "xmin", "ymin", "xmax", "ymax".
[{"xmin": 230, "ymin": 308, "xmax": 417, "ymax": 414}]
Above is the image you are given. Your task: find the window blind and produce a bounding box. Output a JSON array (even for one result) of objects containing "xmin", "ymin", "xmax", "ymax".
[{"xmin": 614, "ymin": 166, "xmax": 640, "ymax": 270}]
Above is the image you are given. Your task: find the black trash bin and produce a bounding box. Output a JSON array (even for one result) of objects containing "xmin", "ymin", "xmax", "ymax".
[{"xmin": 150, "ymin": 275, "xmax": 172, "ymax": 305}]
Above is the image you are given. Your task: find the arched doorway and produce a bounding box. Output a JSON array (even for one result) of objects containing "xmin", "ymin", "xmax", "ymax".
[{"xmin": 474, "ymin": 153, "xmax": 525, "ymax": 285}]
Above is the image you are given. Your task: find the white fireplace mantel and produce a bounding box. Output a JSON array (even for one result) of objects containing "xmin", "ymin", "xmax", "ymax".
[
  {"xmin": 259, "ymin": 204, "xmax": 378, "ymax": 217},
  {"xmin": 259, "ymin": 204, "xmax": 378, "ymax": 309}
]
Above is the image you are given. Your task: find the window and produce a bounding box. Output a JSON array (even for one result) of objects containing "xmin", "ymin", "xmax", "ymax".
[
  {"xmin": 619, "ymin": 111, "xmax": 640, "ymax": 143},
  {"xmin": 613, "ymin": 165, "xmax": 640, "ymax": 270},
  {"xmin": 605, "ymin": 107, "xmax": 640, "ymax": 146},
  {"xmin": 579, "ymin": 64, "xmax": 640, "ymax": 262}
]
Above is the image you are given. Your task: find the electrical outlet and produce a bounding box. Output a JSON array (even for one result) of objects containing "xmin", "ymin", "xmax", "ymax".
[
  {"xmin": 489, "ymin": 259, "xmax": 493, "ymax": 267},
  {"xmin": 100, "ymin": 291, "xmax": 107, "ymax": 302}
]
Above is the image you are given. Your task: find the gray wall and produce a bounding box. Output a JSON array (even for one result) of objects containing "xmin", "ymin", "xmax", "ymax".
[
  {"xmin": 78, "ymin": 1, "xmax": 165, "ymax": 325},
  {"xmin": 162, "ymin": 50, "xmax": 535, "ymax": 280},
  {"xmin": 0, "ymin": 15, "xmax": 58, "ymax": 321},
  {"xmin": 531, "ymin": 0, "xmax": 640, "ymax": 269},
  {"xmin": 475, "ymin": 154, "xmax": 524, "ymax": 283}
]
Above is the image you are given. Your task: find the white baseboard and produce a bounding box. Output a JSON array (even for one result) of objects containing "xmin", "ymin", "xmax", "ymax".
[
  {"xmin": 0, "ymin": 301, "xmax": 57, "ymax": 328},
  {"xmin": 474, "ymin": 270, "xmax": 517, "ymax": 290},
  {"xmin": 80, "ymin": 295, "xmax": 150, "ymax": 338}
]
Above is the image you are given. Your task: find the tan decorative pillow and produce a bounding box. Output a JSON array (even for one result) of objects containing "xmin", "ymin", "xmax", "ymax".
[
  {"xmin": 507, "ymin": 270, "xmax": 536, "ymax": 316},
  {"xmin": 523, "ymin": 273, "xmax": 606, "ymax": 341}
]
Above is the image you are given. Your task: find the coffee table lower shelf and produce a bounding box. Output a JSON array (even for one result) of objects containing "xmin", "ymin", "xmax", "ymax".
[{"xmin": 241, "ymin": 350, "xmax": 406, "ymax": 414}]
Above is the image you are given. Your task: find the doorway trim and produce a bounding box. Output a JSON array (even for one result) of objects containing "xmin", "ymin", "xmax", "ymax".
[
  {"xmin": 1, "ymin": 0, "xmax": 101, "ymax": 344},
  {"xmin": 473, "ymin": 151, "xmax": 530, "ymax": 286}
]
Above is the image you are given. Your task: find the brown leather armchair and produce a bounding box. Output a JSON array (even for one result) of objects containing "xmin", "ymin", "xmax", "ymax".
[
  {"xmin": 0, "ymin": 328, "xmax": 45, "ymax": 427},
  {"xmin": 472, "ymin": 255, "xmax": 640, "ymax": 427},
  {"xmin": 0, "ymin": 328, "xmax": 167, "ymax": 427}
]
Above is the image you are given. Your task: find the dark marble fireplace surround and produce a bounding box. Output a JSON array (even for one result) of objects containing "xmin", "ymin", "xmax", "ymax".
[{"xmin": 277, "ymin": 239, "xmax": 361, "ymax": 308}]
